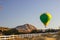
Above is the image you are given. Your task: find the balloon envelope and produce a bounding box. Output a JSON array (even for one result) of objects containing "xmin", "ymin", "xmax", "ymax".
[{"xmin": 40, "ymin": 12, "xmax": 52, "ymax": 27}]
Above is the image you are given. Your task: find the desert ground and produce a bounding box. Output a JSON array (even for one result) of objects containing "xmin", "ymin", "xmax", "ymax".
[{"xmin": 0, "ymin": 32, "xmax": 60, "ymax": 40}]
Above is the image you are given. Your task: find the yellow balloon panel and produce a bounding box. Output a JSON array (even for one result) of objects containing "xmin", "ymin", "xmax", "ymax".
[
  {"xmin": 46, "ymin": 12, "xmax": 52, "ymax": 26},
  {"xmin": 46, "ymin": 12, "xmax": 52, "ymax": 19}
]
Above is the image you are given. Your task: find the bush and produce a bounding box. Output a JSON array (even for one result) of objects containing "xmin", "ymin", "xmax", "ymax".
[
  {"xmin": 3, "ymin": 28, "xmax": 20, "ymax": 35},
  {"xmin": 31, "ymin": 30, "xmax": 39, "ymax": 33}
]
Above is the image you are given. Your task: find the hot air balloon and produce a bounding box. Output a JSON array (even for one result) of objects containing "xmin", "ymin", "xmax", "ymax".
[{"xmin": 40, "ymin": 12, "xmax": 52, "ymax": 28}]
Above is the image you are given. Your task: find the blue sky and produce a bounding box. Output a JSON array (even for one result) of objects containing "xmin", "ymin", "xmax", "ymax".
[{"xmin": 0, "ymin": 0, "xmax": 60, "ymax": 29}]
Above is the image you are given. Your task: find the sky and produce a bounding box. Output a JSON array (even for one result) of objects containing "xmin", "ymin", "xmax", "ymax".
[{"xmin": 0, "ymin": 0, "xmax": 60, "ymax": 29}]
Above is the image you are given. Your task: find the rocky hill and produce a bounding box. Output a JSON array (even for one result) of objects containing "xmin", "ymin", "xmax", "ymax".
[
  {"xmin": 0, "ymin": 27, "xmax": 10, "ymax": 31},
  {"xmin": 0, "ymin": 24, "xmax": 37, "ymax": 35},
  {"xmin": 0, "ymin": 27, "xmax": 11, "ymax": 35},
  {"xmin": 15, "ymin": 24, "xmax": 37, "ymax": 33}
]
